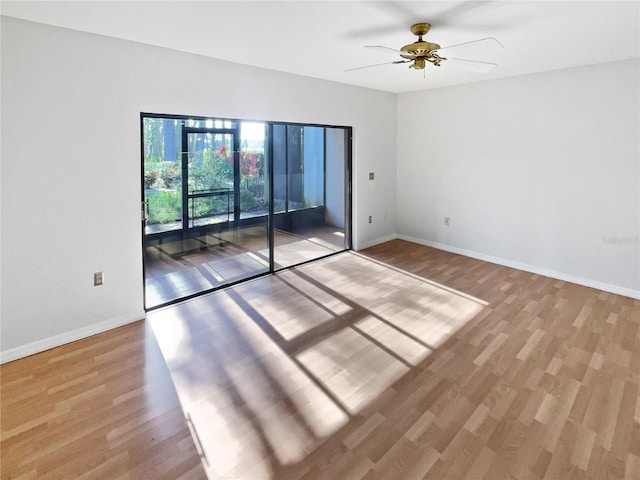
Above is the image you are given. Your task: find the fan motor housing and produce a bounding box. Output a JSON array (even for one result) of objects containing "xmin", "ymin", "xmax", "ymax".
[
  {"xmin": 402, "ymin": 23, "xmax": 441, "ymax": 59},
  {"xmin": 401, "ymin": 41, "xmax": 441, "ymax": 56}
]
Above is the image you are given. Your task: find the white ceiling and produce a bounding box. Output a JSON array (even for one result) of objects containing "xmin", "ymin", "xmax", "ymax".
[{"xmin": 2, "ymin": 1, "xmax": 639, "ymax": 93}]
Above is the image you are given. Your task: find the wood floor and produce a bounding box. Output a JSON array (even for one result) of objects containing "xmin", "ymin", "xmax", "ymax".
[
  {"xmin": 0, "ymin": 320, "xmax": 206, "ymax": 479},
  {"xmin": 2, "ymin": 239, "xmax": 639, "ymax": 479}
]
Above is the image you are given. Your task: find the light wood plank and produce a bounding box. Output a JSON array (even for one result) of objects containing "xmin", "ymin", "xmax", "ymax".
[{"xmin": 3, "ymin": 239, "xmax": 639, "ymax": 479}]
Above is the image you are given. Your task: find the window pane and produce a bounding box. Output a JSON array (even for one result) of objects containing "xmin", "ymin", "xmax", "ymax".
[
  {"xmin": 287, "ymin": 126, "xmax": 304, "ymax": 210},
  {"xmin": 273, "ymin": 125, "xmax": 287, "ymax": 214},
  {"xmin": 240, "ymin": 122, "xmax": 267, "ymax": 218},
  {"xmin": 303, "ymin": 126, "xmax": 324, "ymax": 208},
  {"xmin": 144, "ymin": 117, "xmax": 182, "ymax": 233}
]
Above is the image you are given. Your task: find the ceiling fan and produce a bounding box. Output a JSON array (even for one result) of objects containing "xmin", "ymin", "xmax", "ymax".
[{"xmin": 345, "ymin": 23, "xmax": 503, "ymax": 74}]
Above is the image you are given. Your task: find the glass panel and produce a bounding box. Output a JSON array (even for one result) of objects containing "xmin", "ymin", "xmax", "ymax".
[
  {"xmin": 273, "ymin": 124, "xmax": 287, "ymax": 214},
  {"xmin": 303, "ymin": 126, "xmax": 324, "ymax": 208},
  {"xmin": 240, "ymin": 122, "xmax": 267, "ymax": 219},
  {"xmin": 272, "ymin": 125, "xmax": 346, "ymax": 270},
  {"xmin": 187, "ymin": 132, "xmax": 234, "ymax": 227},
  {"xmin": 287, "ymin": 126, "xmax": 304, "ymax": 210},
  {"xmin": 142, "ymin": 115, "xmax": 349, "ymax": 310},
  {"xmin": 143, "ymin": 120, "xmax": 272, "ymax": 309},
  {"xmin": 144, "ymin": 117, "xmax": 183, "ymax": 234}
]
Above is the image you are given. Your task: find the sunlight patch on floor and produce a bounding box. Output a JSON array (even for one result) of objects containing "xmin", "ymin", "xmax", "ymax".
[
  {"xmin": 149, "ymin": 309, "xmax": 189, "ymax": 361},
  {"xmin": 232, "ymin": 276, "xmax": 339, "ymax": 341},
  {"xmin": 296, "ymin": 326, "xmax": 411, "ymax": 414},
  {"xmin": 355, "ymin": 315, "xmax": 432, "ymax": 366},
  {"xmin": 187, "ymin": 398, "xmax": 272, "ymax": 479},
  {"xmin": 149, "ymin": 251, "xmax": 488, "ymax": 479}
]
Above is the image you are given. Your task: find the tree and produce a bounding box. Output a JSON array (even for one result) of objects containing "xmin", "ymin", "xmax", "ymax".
[
  {"xmin": 163, "ymin": 119, "xmax": 177, "ymax": 162},
  {"xmin": 144, "ymin": 118, "xmax": 163, "ymax": 161}
]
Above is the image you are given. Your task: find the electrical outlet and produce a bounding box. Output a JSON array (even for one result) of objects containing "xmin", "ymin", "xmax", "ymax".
[
  {"xmin": 444, "ymin": 217, "xmax": 450, "ymax": 226},
  {"xmin": 368, "ymin": 215, "xmax": 372, "ymax": 224},
  {"xmin": 94, "ymin": 272, "xmax": 104, "ymax": 286},
  {"xmin": 369, "ymin": 172, "xmax": 375, "ymax": 180}
]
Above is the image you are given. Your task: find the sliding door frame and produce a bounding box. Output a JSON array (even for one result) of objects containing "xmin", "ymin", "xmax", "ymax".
[{"xmin": 141, "ymin": 112, "xmax": 352, "ymax": 311}]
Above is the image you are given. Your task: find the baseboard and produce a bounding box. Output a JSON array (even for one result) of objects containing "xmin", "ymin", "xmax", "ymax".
[
  {"xmin": 355, "ymin": 233, "xmax": 398, "ymax": 251},
  {"xmin": 398, "ymin": 235, "xmax": 640, "ymax": 300},
  {"xmin": 0, "ymin": 310, "xmax": 146, "ymax": 364}
]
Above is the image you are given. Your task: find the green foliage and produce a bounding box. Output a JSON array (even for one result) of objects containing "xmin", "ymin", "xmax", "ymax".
[
  {"xmin": 145, "ymin": 143, "xmax": 267, "ymax": 224},
  {"xmin": 145, "ymin": 161, "xmax": 181, "ymax": 190},
  {"xmin": 189, "ymin": 146, "xmax": 233, "ymax": 191},
  {"xmin": 160, "ymin": 164, "xmax": 180, "ymax": 189},
  {"xmin": 144, "ymin": 171, "xmax": 159, "ymax": 189},
  {"xmin": 148, "ymin": 191, "xmax": 181, "ymax": 224},
  {"xmin": 241, "ymin": 188, "xmax": 261, "ymax": 211},
  {"xmin": 191, "ymin": 196, "xmax": 231, "ymax": 220},
  {"xmin": 147, "ymin": 189, "xmax": 234, "ymax": 225}
]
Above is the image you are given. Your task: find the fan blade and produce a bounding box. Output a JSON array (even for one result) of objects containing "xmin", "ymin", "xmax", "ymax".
[
  {"xmin": 365, "ymin": 45, "xmax": 404, "ymax": 55},
  {"xmin": 436, "ymin": 37, "xmax": 504, "ymax": 53},
  {"xmin": 446, "ymin": 58, "xmax": 498, "ymax": 73},
  {"xmin": 344, "ymin": 2, "xmax": 508, "ymax": 40},
  {"xmin": 344, "ymin": 60, "xmax": 411, "ymax": 72}
]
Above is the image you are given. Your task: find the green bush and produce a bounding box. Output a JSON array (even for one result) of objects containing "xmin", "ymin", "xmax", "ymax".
[
  {"xmin": 160, "ymin": 163, "xmax": 181, "ymax": 189},
  {"xmin": 148, "ymin": 191, "xmax": 181, "ymax": 224},
  {"xmin": 241, "ymin": 188, "xmax": 265, "ymax": 212},
  {"xmin": 144, "ymin": 171, "xmax": 159, "ymax": 189}
]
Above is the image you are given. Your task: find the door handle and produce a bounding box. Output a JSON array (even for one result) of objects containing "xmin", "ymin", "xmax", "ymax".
[{"xmin": 141, "ymin": 200, "xmax": 149, "ymax": 223}]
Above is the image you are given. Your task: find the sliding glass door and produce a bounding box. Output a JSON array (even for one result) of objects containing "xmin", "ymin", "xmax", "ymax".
[
  {"xmin": 142, "ymin": 114, "xmax": 350, "ymax": 309},
  {"xmin": 272, "ymin": 124, "xmax": 348, "ymax": 269}
]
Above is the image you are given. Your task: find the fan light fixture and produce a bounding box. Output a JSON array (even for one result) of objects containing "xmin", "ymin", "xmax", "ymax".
[{"xmin": 400, "ymin": 23, "xmax": 446, "ymax": 70}]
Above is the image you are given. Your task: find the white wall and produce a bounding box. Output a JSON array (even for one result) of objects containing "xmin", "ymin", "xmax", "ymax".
[
  {"xmin": 397, "ymin": 59, "xmax": 640, "ymax": 297},
  {"xmin": 0, "ymin": 17, "xmax": 397, "ymax": 360}
]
